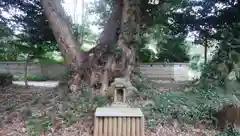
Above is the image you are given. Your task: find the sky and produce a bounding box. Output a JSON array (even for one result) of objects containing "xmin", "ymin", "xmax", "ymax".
[
  {"xmin": 1, "ymin": 0, "xmax": 99, "ymax": 34},
  {"xmin": 63, "ymin": 0, "xmax": 85, "ymax": 23},
  {"xmin": 63, "ymin": 0, "xmax": 101, "ymax": 34}
]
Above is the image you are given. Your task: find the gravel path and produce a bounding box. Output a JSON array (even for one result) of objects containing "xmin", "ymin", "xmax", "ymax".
[
  {"xmin": 12, "ymin": 80, "xmax": 189, "ymax": 90},
  {"xmin": 13, "ymin": 81, "xmax": 59, "ymax": 88}
]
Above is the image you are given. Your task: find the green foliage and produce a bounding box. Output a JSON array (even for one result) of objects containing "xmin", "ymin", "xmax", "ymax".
[
  {"xmin": 88, "ymin": 0, "xmax": 113, "ymax": 28},
  {"xmin": 131, "ymin": 74, "xmax": 161, "ymax": 99},
  {"xmin": 72, "ymin": 24, "xmax": 97, "ymax": 45},
  {"xmin": 152, "ymin": 89, "xmax": 209, "ymax": 123},
  {"xmin": 132, "ymin": 74, "xmax": 240, "ymax": 128},
  {"xmin": 0, "ymin": 0, "xmax": 58, "ymax": 62},
  {"xmin": 0, "ymin": 73, "xmax": 13, "ymax": 87},
  {"xmin": 0, "ymin": 0, "xmax": 56, "ymax": 44},
  {"xmin": 155, "ymin": 41, "xmax": 190, "ymax": 62},
  {"xmin": 139, "ymin": 48, "xmax": 156, "ymax": 63},
  {"xmin": 216, "ymin": 128, "xmax": 240, "ymax": 136},
  {"xmin": 0, "ymin": 103, "xmax": 17, "ymax": 113},
  {"xmin": 166, "ymin": 0, "xmax": 240, "ymax": 83},
  {"xmin": 170, "ymin": 0, "xmax": 240, "ymax": 85},
  {"xmin": 189, "ymin": 55, "xmax": 205, "ymax": 72},
  {"xmin": 150, "ymin": 25, "xmax": 190, "ymax": 62},
  {"xmin": 0, "ymin": 23, "xmax": 18, "ymax": 61},
  {"xmin": 27, "ymin": 116, "xmax": 52, "ymax": 136},
  {"xmin": 27, "ymin": 84, "xmax": 108, "ymax": 134},
  {"xmin": 143, "ymin": 90, "xmax": 213, "ymax": 125},
  {"xmin": 19, "ymin": 83, "xmax": 109, "ymax": 135},
  {"xmin": 200, "ymin": 23, "xmax": 240, "ymax": 85},
  {"xmin": 0, "ymin": 23, "xmax": 12, "ymax": 37},
  {"xmin": 59, "ymin": 92, "xmax": 107, "ymax": 125}
]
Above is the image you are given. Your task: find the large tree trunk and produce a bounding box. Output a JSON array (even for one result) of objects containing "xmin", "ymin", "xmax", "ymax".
[
  {"xmin": 41, "ymin": 0, "xmax": 140, "ymax": 94},
  {"xmin": 41, "ymin": 0, "xmax": 90, "ymax": 91},
  {"xmin": 96, "ymin": 0, "xmax": 141, "ymax": 94},
  {"xmin": 116, "ymin": 0, "xmax": 140, "ymax": 94},
  {"xmin": 41, "ymin": 0, "xmax": 85, "ymax": 69},
  {"xmin": 204, "ymin": 39, "xmax": 208, "ymax": 65},
  {"xmin": 24, "ymin": 54, "xmax": 29, "ymax": 88},
  {"xmin": 88, "ymin": 0, "xmax": 124, "ymax": 94}
]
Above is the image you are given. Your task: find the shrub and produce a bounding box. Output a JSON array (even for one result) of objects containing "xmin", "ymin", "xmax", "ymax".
[
  {"xmin": 216, "ymin": 128, "xmax": 240, "ymax": 136},
  {"xmin": 0, "ymin": 73, "xmax": 13, "ymax": 87}
]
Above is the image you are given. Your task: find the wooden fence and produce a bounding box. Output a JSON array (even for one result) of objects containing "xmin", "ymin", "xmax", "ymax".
[{"xmin": 0, "ymin": 62, "xmax": 190, "ymax": 81}]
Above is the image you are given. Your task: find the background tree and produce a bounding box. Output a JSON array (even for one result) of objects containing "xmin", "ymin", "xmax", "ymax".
[
  {"xmin": 0, "ymin": 0, "xmax": 60, "ymax": 87},
  {"xmin": 0, "ymin": 0, "xmax": 58, "ymax": 55},
  {"xmin": 171, "ymin": 0, "xmax": 240, "ymax": 85},
  {"xmin": 150, "ymin": 24, "xmax": 190, "ymax": 62},
  {"xmin": 0, "ymin": 22, "xmax": 18, "ymax": 61}
]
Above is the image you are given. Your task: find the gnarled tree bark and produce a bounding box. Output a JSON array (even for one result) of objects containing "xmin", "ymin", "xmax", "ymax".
[
  {"xmin": 41, "ymin": 0, "xmax": 140, "ymax": 95},
  {"xmin": 115, "ymin": 0, "xmax": 141, "ymax": 95},
  {"xmin": 41, "ymin": 0, "xmax": 90, "ymax": 91}
]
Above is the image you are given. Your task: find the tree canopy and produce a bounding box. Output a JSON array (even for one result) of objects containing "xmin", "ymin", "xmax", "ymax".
[{"xmin": 89, "ymin": 0, "xmax": 191, "ymax": 63}]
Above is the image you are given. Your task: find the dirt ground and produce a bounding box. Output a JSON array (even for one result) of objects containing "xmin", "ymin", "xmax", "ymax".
[{"xmin": 0, "ymin": 84, "xmax": 218, "ymax": 136}]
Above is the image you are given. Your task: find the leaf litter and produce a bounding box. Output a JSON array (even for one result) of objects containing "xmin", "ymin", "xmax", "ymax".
[{"xmin": 0, "ymin": 83, "xmax": 219, "ymax": 136}]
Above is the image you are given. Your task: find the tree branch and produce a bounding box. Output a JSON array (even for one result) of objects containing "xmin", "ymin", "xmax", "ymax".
[
  {"xmin": 89, "ymin": 0, "xmax": 123, "ymax": 55},
  {"xmin": 40, "ymin": 0, "xmax": 88, "ymax": 70}
]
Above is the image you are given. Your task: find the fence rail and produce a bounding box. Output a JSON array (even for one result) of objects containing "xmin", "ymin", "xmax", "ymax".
[{"xmin": 0, "ymin": 62, "xmax": 190, "ymax": 81}]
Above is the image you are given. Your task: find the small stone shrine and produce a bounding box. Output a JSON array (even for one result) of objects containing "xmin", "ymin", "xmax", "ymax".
[{"xmin": 93, "ymin": 78, "xmax": 145, "ymax": 136}]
